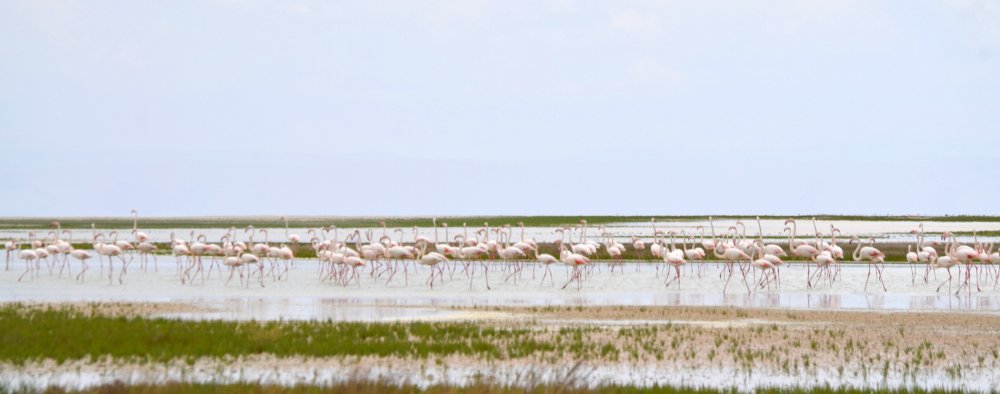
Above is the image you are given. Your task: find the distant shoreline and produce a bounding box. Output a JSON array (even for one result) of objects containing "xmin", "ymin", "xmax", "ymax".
[{"xmin": 1, "ymin": 214, "xmax": 999, "ymax": 229}]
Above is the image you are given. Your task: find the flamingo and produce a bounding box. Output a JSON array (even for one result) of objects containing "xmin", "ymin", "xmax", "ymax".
[
  {"xmin": 850, "ymin": 235, "xmax": 886, "ymax": 292},
  {"xmin": 457, "ymin": 235, "xmax": 489, "ymax": 290},
  {"xmin": 784, "ymin": 219, "xmax": 810, "ymax": 248},
  {"xmin": 417, "ymin": 243, "xmax": 449, "ymax": 289},
  {"xmin": 171, "ymin": 232, "xmax": 191, "ymax": 276},
  {"xmin": 272, "ymin": 244, "xmax": 295, "ymax": 281},
  {"xmin": 33, "ymin": 245, "xmax": 50, "ymax": 275},
  {"xmin": 497, "ymin": 230, "xmax": 528, "ymax": 283},
  {"xmin": 579, "ymin": 220, "xmax": 602, "ymax": 253},
  {"xmin": 69, "ymin": 249, "xmax": 92, "ymax": 282},
  {"xmin": 987, "ymin": 246, "xmax": 1000, "ymax": 289},
  {"xmin": 182, "ymin": 231, "xmax": 210, "ymax": 284},
  {"xmin": 4, "ymin": 239, "xmax": 17, "ymax": 271},
  {"xmin": 282, "ymin": 216, "xmax": 301, "ymax": 244},
  {"xmin": 16, "ymin": 248, "xmax": 39, "ymax": 282},
  {"xmin": 733, "ymin": 221, "xmax": 754, "ymax": 254},
  {"xmin": 910, "ymin": 224, "xmax": 937, "ymax": 283},
  {"xmin": 342, "ymin": 255, "xmax": 366, "ymax": 287},
  {"xmin": 942, "ymin": 231, "xmax": 981, "ymax": 295},
  {"xmin": 632, "ymin": 235, "xmax": 646, "ymax": 261},
  {"xmin": 785, "ymin": 223, "xmax": 820, "ymax": 287},
  {"xmin": 828, "ymin": 226, "xmax": 844, "ymax": 260},
  {"xmin": 385, "ymin": 241, "xmax": 415, "ymax": 286},
  {"xmin": 785, "ymin": 225, "xmax": 819, "ymax": 259},
  {"xmin": 811, "ymin": 218, "xmax": 830, "ymax": 252},
  {"xmin": 412, "ymin": 226, "xmax": 432, "ymax": 247},
  {"xmin": 433, "ymin": 220, "xmax": 458, "ymax": 257},
  {"xmin": 681, "ymin": 232, "xmax": 705, "ymax": 261},
  {"xmin": 702, "ymin": 216, "xmax": 719, "ymax": 251},
  {"xmin": 603, "ymin": 233, "xmax": 625, "ymax": 274},
  {"xmin": 906, "ymin": 244, "xmax": 920, "ymax": 284},
  {"xmin": 45, "ymin": 225, "xmax": 74, "ymax": 277},
  {"xmin": 109, "ymin": 230, "xmax": 135, "ymax": 253},
  {"xmin": 696, "ymin": 225, "xmax": 715, "ymax": 252},
  {"xmin": 556, "ymin": 239, "xmax": 590, "ymax": 290},
  {"xmin": 511, "ymin": 222, "xmax": 536, "ymax": 254},
  {"xmin": 536, "ymin": 246, "xmax": 560, "ymax": 286},
  {"xmin": 650, "ymin": 218, "xmax": 663, "ymax": 260},
  {"xmin": 51, "ymin": 230, "xmax": 74, "ymax": 277},
  {"xmin": 223, "ymin": 256, "xmax": 245, "ymax": 286},
  {"xmin": 460, "ymin": 222, "xmax": 478, "ymax": 247},
  {"xmin": 662, "ymin": 234, "xmax": 686, "ymax": 288},
  {"xmin": 239, "ymin": 252, "xmax": 263, "ymax": 287},
  {"xmin": 714, "ymin": 238, "xmax": 752, "ymax": 293},
  {"xmin": 929, "ymin": 235, "xmax": 960, "ymax": 293},
  {"xmin": 130, "ymin": 209, "xmax": 150, "ymax": 242},
  {"xmin": 514, "ymin": 222, "xmax": 537, "ymax": 251},
  {"xmin": 807, "ymin": 225, "xmax": 837, "ymax": 287},
  {"xmin": 754, "ymin": 217, "xmax": 786, "ymax": 258},
  {"xmin": 94, "ymin": 234, "xmax": 126, "ymax": 285},
  {"xmin": 252, "ymin": 227, "xmax": 272, "ymax": 254},
  {"xmin": 333, "ymin": 232, "xmax": 366, "ymax": 286},
  {"xmin": 135, "ymin": 238, "xmax": 158, "ymax": 269},
  {"xmin": 749, "ymin": 242, "xmax": 778, "ymax": 292},
  {"xmin": 812, "ymin": 251, "xmax": 836, "ymax": 287}
]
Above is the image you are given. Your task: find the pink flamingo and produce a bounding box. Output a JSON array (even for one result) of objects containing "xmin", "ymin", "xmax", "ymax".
[
  {"xmin": 556, "ymin": 239, "xmax": 590, "ymax": 290},
  {"xmin": 850, "ymin": 235, "xmax": 886, "ymax": 292},
  {"xmin": 130, "ymin": 209, "xmax": 150, "ymax": 242},
  {"xmin": 650, "ymin": 218, "xmax": 663, "ymax": 260},
  {"xmin": 536, "ymin": 247, "xmax": 559, "ymax": 286}
]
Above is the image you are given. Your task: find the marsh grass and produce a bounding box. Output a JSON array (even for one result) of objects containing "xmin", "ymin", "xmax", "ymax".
[
  {"xmin": 1, "ymin": 304, "xmax": 996, "ymax": 393},
  {"xmin": 0, "ymin": 305, "xmax": 612, "ymax": 365}
]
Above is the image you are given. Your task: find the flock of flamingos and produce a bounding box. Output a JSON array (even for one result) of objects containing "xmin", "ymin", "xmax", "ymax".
[{"xmin": 4, "ymin": 212, "xmax": 1000, "ymax": 295}]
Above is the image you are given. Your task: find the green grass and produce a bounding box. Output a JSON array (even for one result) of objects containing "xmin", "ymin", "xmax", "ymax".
[
  {"xmin": 951, "ymin": 230, "xmax": 1000, "ymax": 237},
  {"xmin": 0, "ymin": 304, "xmax": 521, "ymax": 364},
  {"xmin": 0, "ymin": 305, "xmax": 986, "ymax": 394},
  {"xmin": 2, "ymin": 215, "xmax": 999, "ymax": 230},
  {"xmin": 0, "ymin": 304, "xmax": 602, "ymax": 365}
]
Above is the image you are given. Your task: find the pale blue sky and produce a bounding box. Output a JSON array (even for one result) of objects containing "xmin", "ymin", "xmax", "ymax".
[{"xmin": 1, "ymin": 1, "xmax": 998, "ymax": 217}]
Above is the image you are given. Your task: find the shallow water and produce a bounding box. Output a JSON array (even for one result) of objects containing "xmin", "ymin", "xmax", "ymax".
[
  {"xmin": 4, "ymin": 219, "xmax": 1000, "ymax": 244},
  {"xmin": 3, "ymin": 255, "xmax": 999, "ymax": 321},
  {"xmin": 3, "ymin": 356, "xmax": 994, "ymax": 393}
]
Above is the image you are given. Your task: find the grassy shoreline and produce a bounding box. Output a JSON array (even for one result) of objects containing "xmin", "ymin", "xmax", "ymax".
[
  {"xmin": 1, "ymin": 215, "xmax": 999, "ymax": 230},
  {"xmin": 2, "ymin": 304, "xmax": 996, "ymax": 393},
  {"xmin": 3, "ymin": 303, "xmax": 998, "ymax": 367}
]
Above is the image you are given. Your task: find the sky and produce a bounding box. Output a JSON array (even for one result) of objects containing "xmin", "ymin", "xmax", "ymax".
[{"xmin": 1, "ymin": 0, "xmax": 999, "ymax": 217}]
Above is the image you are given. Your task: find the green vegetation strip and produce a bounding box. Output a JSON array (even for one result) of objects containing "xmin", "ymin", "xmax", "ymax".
[
  {"xmin": 2, "ymin": 215, "xmax": 999, "ymax": 230},
  {"xmin": 0, "ymin": 305, "xmax": 568, "ymax": 364}
]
